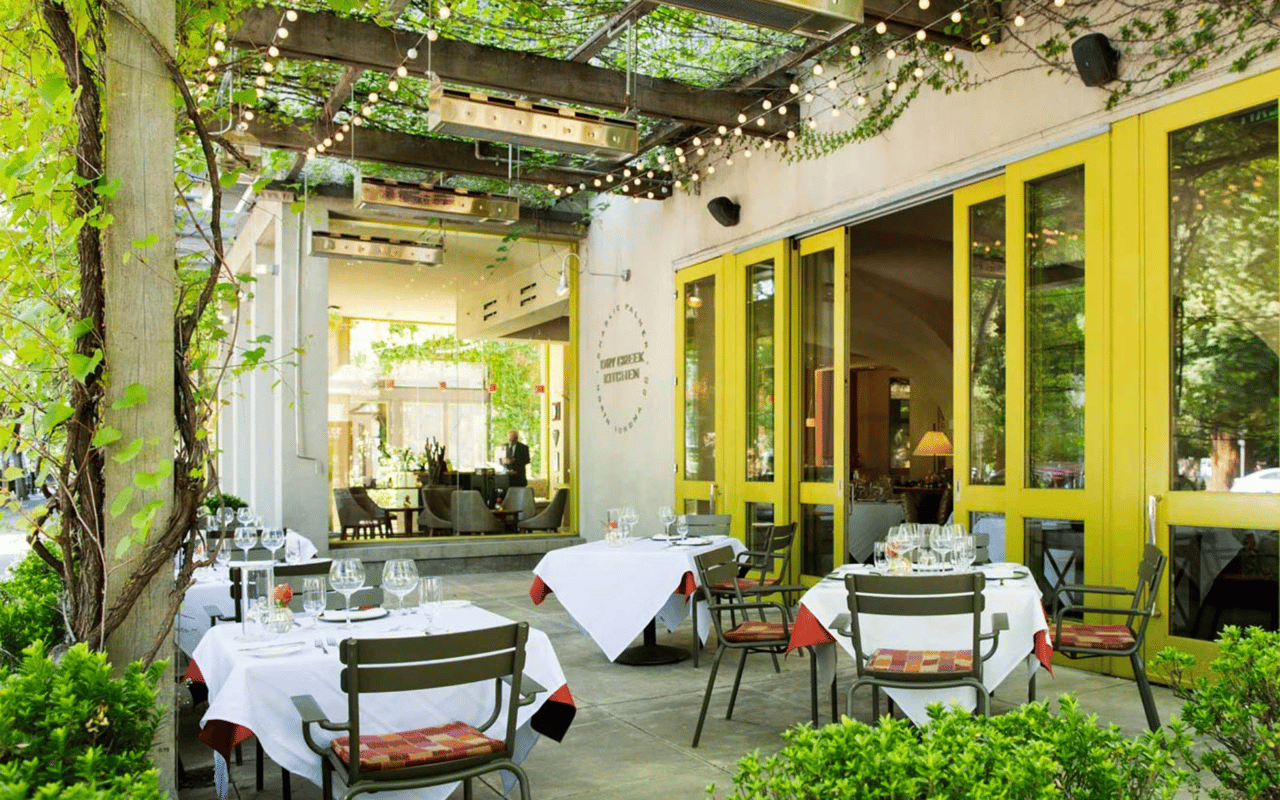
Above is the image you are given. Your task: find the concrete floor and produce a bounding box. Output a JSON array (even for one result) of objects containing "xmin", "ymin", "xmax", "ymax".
[{"xmin": 177, "ymin": 570, "xmax": 1187, "ymax": 800}]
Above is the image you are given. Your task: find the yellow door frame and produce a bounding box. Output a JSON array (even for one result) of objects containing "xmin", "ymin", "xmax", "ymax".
[
  {"xmin": 675, "ymin": 256, "xmax": 727, "ymax": 517},
  {"xmin": 795, "ymin": 228, "xmax": 848, "ymax": 583}
]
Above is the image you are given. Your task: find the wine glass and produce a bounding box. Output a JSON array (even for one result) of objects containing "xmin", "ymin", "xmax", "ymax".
[
  {"xmin": 419, "ymin": 576, "xmax": 443, "ymax": 632},
  {"xmin": 382, "ymin": 560, "xmax": 420, "ymax": 620},
  {"xmin": 214, "ymin": 539, "xmax": 231, "ymax": 570},
  {"xmin": 929, "ymin": 527, "xmax": 953, "ymax": 570},
  {"xmin": 260, "ymin": 527, "xmax": 286, "ymax": 563},
  {"xmin": 329, "ymin": 558, "xmax": 365, "ymax": 630},
  {"xmin": 622, "ymin": 507, "xmax": 639, "ymax": 539},
  {"xmin": 302, "ymin": 576, "xmax": 326, "ymax": 627},
  {"xmin": 676, "ymin": 515, "xmax": 689, "ymax": 541},
  {"xmin": 658, "ymin": 506, "xmax": 676, "ymax": 537},
  {"xmin": 236, "ymin": 507, "xmax": 253, "ymax": 527},
  {"xmin": 233, "ymin": 525, "xmax": 258, "ymax": 564}
]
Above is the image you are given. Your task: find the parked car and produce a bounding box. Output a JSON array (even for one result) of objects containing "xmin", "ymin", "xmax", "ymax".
[{"xmin": 1230, "ymin": 467, "xmax": 1280, "ymax": 493}]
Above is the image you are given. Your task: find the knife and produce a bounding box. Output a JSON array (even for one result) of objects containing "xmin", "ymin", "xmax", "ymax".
[{"xmin": 238, "ymin": 640, "xmax": 303, "ymax": 651}]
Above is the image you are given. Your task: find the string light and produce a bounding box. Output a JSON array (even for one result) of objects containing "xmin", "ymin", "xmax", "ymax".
[
  {"xmin": 790, "ymin": 82, "xmax": 800, "ymax": 93},
  {"xmin": 267, "ymin": 45, "xmax": 280, "ymax": 57},
  {"xmin": 813, "ymin": 62, "xmax": 825, "ymax": 75},
  {"xmin": 886, "ymin": 48, "xmax": 897, "ymax": 59},
  {"xmin": 762, "ymin": 99, "xmax": 773, "ymax": 110},
  {"xmin": 407, "ymin": 47, "xmax": 418, "ymax": 59},
  {"xmin": 438, "ymin": 4, "xmax": 451, "ymax": 19},
  {"xmin": 875, "ymin": 21, "xmax": 888, "ymax": 34},
  {"xmin": 918, "ymin": 0, "xmax": 929, "ymax": 7},
  {"xmin": 285, "ymin": 9, "xmax": 297, "ymax": 21},
  {"xmin": 916, "ymin": 30, "xmax": 927, "ymax": 41},
  {"xmin": 850, "ymin": 44, "xmax": 861, "ymax": 57},
  {"xmin": 805, "ymin": 92, "xmax": 814, "ymax": 103},
  {"xmin": 276, "ymin": 26, "xmax": 289, "ymax": 38},
  {"xmin": 951, "ymin": 10, "xmax": 962, "ymax": 22},
  {"xmin": 1014, "ymin": 13, "xmax": 1026, "ymax": 26}
]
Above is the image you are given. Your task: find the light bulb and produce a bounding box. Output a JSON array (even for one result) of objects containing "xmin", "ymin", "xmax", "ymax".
[
  {"xmin": 763, "ymin": 140, "xmax": 772, "ymax": 149},
  {"xmin": 323, "ymin": 137, "xmax": 332, "ymax": 146},
  {"xmin": 307, "ymin": 146, "xmax": 316, "ymax": 156},
  {"xmin": 850, "ymin": 44, "xmax": 861, "ymax": 57},
  {"xmin": 236, "ymin": 121, "xmax": 249, "ymax": 131},
  {"xmin": 756, "ymin": 118, "xmax": 765, "ymax": 127},
  {"xmin": 808, "ymin": 118, "xmax": 817, "ymax": 129},
  {"xmin": 887, "ymin": 80, "xmax": 898, "ymax": 92},
  {"xmin": 262, "ymin": 61, "xmax": 275, "ymax": 72},
  {"xmin": 762, "ymin": 99, "xmax": 772, "ymax": 110},
  {"xmin": 696, "ymin": 147, "xmax": 705, "ymax": 156},
  {"xmin": 916, "ymin": 29, "xmax": 927, "ymax": 41},
  {"xmin": 553, "ymin": 188, "xmax": 562, "ymax": 196},
  {"xmin": 913, "ymin": 66, "xmax": 924, "ymax": 78},
  {"xmin": 438, "ymin": 4, "xmax": 451, "ymax": 19},
  {"xmin": 831, "ymin": 107, "xmax": 840, "ymax": 118},
  {"xmin": 828, "ymin": 79, "xmax": 837, "ymax": 90},
  {"xmin": 662, "ymin": 163, "xmax": 671, "ymax": 172},
  {"xmin": 737, "ymin": 112, "xmax": 747, "ymax": 123},
  {"xmin": 813, "ymin": 62, "xmax": 824, "ymax": 75},
  {"xmin": 1014, "ymin": 13, "xmax": 1025, "ymax": 26},
  {"xmin": 856, "ymin": 94, "xmax": 867, "ymax": 106},
  {"xmin": 362, "ymin": 105, "xmax": 372, "ymax": 115},
  {"xmin": 674, "ymin": 179, "xmax": 682, "ymax": 189},
  {"xmin": 593, "ymin": 178, "xmax": 602, "ymax": 187},
  {"xmin": 335, "ymin": 131, "xmax": 344, "ymax": 141},
  {"xmin": 205, "ymin": 71, "xmax": 216, "ymax": 82},
  {"xmin": 396, "ymin": 65, "xmax": 408, "ymax": 77},
  {"xmin": 341, "ymin": 123, "xmax": 350, "ymax": 131},
  {"xmin": 255, "ymin": 88, "xmax": 264, "ymax": 99},
  {"xmin": 678, "ymin": 155, "xmax": 686, "ymax": 164},
  {"xmin": 1053, "ymin": 0, "xmax": 1065, "ymax": 5},
  {"xmin": 316, "ymin": 142, "xmax": 325, "ymax": 151},
  {"xmin": 427, "ymin": 29, "xmax": 439, "ymax": 41},
  {"xmin": 786, "ymin": 129, "xmax": 795, "ymax": 139},
  {"xmin": 606, "ymin": 175, "xmax": 614, "ymax": 183},
  {"xmin": 693, "ymin": 136, "xmax": 702, "ymax": 146},
  {"xmin": 285, "ymin": 9, "xmax": 298, "ymax": 21},
  {"xmin": 565, "ymin": 186, "xmax": 574, "ymax": 194},
  {"xmin": 805, "ymin": 92, "xmax": 814, "ymax": 103},
  {"xmin": 744, "ymin": 149, "xmax": 752, "ymax": 158},
  {"xmin": 886, "ymin": 48, "xmax": 896, "ymax": 60},
  {"xmin": 733, "ymin": 127, "xmax": 742, "ymax": 136},
  {"xmin": 647, "ymin": 191, "xmax": 655, "ymax": 199},
  {"xmin": 691, "ymin": 172, "xmax": 699, "ymax": 181},
  {"xmin": 980, "ymin": 33, "xmax": 991, "ymax": 45},
  {"xmin": 207, "ymin": 55, "xmax": 218, "ymax": 67},
  {"xmin": 726, "ymin": 157, "xmax": 733, "ymax": 165},
  {"xmin": 276, "ymin": 26, "xmax": 289, "ymax": 38},
  {"xmin": 633, "ymin": 177, "xmax": 640, "ymax": 186},
  {"xmin": 777, "ymin": 106, "xmax": 787, "ymax": 116},
  {"xmin": 243, "ymin": 109, "xmax": 255, "ymax": 121},
  {"xmin": 407, "ymin": 47, "xmax": 418, "ymax": 59},
  {"xmin": 951, "ymin": 10, "xmax": 962, "ymax": 22},
  {"xmin": 789, "ymin": 82, "xmax": 800, "ymax": 94},
  {"xmin": 657, "ymin": 154, "xmax": 667, "ymax": 164},
  {"xmin": 623, "ymin": 168, "xmax": 632, "ymax": 177},
  {"xmin": 944, "ymin": 50, "xmax": 955, "ymax": 62},
  {"xmin": 875, "ymin": 21, "xmax": 887, "ymax": 34},
  {"xmin": 353, "ymin": 115, "xmax": 363, "ymax": 125},
  {"xmin": 387, "ymin": 80, "xmax": 398, "ymax": 91},
  {"xmin": 714, "ymin": 136, "xmax": 723, "ymax": 145},
  {"xmin": 267, "ymin": 45, "xmax": 279, "ymax": 57},
  {"xmin": 718, "ymin": 124, "xmax": 728, "ymax": 134},
  {"xmin": 255, "ymin": 75, "xmax": 266, "ymax": 87},
  {"xmin": 918, "ymin": 0, "xmax": 929, "ymax": 7},
  {"xmin": 214, "ymin": 40, "xmax": 226, "ymax": 52},
  {"xmin": 707, "ymin": 165, "xmax": 715, "ymax": 174},
  {"xmin": 367, "ymin": 92, "xmax": 378, "ymax": 102}
]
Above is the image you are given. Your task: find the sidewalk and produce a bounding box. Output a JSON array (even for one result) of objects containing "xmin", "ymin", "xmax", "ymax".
[{"xmin": 0, "ymin": 493, "xmax": 45, "ymax": 576}]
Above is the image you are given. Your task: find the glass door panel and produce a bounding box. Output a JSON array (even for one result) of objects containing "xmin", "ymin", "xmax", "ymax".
[
  {"xmin": 1142, "ymin": 77, "xmax": 1280, "ymax": 663},
  {"xmin": 675, "ymin": 258, "xmax": 724, "ymax": 514},
  {"xmin": 797, "ymin": 229, "xmax": 846, "ymax": 581},
  {"xmin": 745, "ymin": 258, "xmax": 777, "ymax": 483}
]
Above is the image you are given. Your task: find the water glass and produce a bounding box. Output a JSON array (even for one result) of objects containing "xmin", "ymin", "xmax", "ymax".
[
  {"xmin": 622, "ymin": 507, "xmax": 639, "ymax": 538},
  {"xmin": 284, "ymin": 534, "xmax": 302, "ymax": 564},
  {"xmin": 214, "ymin": 541, "xmax": 231, "ymax": 569},
  {"xmin": 236, "ymin": 507, "xmax": 253, "ymax": 527},
  {"xmin": 419, "ymin": 576, "xmax": 443, "ymax": 631},
  {"xmin": 382, "ymin": 559, "xmax": 420, "ymax": 616},
  {"xmin": 328, "ymin": 558, "xmax": 366, "ymax": 629},
  {"xmin": 233, "ymin": 526, "xmax": 258, "ymax": 562},
  {"xmin": 873, "ymin": 541, "xmax": 889, "ymax": 573},
  {"xmin": 302, "ymin": 576, "xmax": 325, "ymax": 626}
]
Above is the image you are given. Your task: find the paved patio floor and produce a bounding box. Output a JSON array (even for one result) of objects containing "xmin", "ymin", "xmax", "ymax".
[{"xmin": 177, "ymin": 569, "xmax": 1187, "ymax": 800}]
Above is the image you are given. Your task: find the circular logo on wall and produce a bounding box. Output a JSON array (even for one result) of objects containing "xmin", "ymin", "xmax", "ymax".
[{"xmin": 595, "ymin": 303, "xmax": 649, "ymax": 434}]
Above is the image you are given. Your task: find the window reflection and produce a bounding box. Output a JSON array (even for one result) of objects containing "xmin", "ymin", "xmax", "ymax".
[
  {"xmin": 683, "ymin": 275, "xmax": 716, "ymax": 481},
  {"xmin": 1026, "ymin": 168, "xmax": 1086, "ymax": 489},
  {"xmin": 1169, "ymin": 103, "xmax": 1279, "ymax": 492},
  {"xmin": 1170, "ymin": 525, "xmax": 1278, "ymax": 641},
  {"xmin": 746, "ymin": 260, "xmax": 776, "ymax": 482},
  {"xmin": 801, "ymin": 249, "xmax": 836, "ymax": 482},
  {"xmin": 801, "ymin": 504, "xmax": 835, "ymax": 576},
  {"xmin": 969, "ymin": 197, "xmax": 1006, "ymax": 485},
  {"xmin": 1024, "ymin": 518, "xmax": 1085, "ymax": 614}
]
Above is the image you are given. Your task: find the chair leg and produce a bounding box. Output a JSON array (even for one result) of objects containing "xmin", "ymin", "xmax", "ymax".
[
  {"xmin": 830, "ymin": 671, "xmax": 839, "ymax": 723},
  {"xmin": 1130, "ymin": 652, "xmax": 1161, "ymax": 731},
  {"xmin": 282, "ymin": 768, "xmax": 291, "ymax": 800},
  {"xmin": 692, "ymin": 645, "xmax": 726, "ymax": 747},
  {"xmin": 255, "ymin": 739, "xmax": 264, "ymax": 790},
  {"xmin": 769, "ymin": 650, "xmax": 781, "ymax": 673},
  {"xmin": 463, "ymin": 777, "xmax": 473, "ymax": 800},
  {"xmin": 692, "ymin": 596, "xmax": 700, "ymax": 668},
  {"xmin": 1028, "ymin": 668, "xmax": 1037, "ymax": 702},
  {"xmin": 507, "ymin": 763, "xmax": 533, "ymax": 800},
  {"xmin": 808, "ymin": 650, "xmax": 818, "ymax": 727},
  {"xmin": 726, "ymin": 649, "xmax": 749, "ymax": 720},
  {"xmin": 322, "ymin": 759, "xmax": 333, "ymax": 800},
  {"xmin": 234, "ymin": 742, "xmax": 243, "ymax": 766},
  {"xmin": 871, "ymin": 685, "xmax": 881, "ymax": 719}
]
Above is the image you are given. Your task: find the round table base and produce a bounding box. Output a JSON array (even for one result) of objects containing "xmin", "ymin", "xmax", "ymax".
[{"xmin": 615, "ymin": 643, "xmax": 689, "ymax": 666}]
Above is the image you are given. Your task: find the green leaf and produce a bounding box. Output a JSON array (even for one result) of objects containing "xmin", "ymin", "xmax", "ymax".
[
  {"xmin": 232, "ymin": 88, "xmax": 257, "ymax": 104},
  {"xmin": 109, "ymin": 486, "xmax": 134, "ymax": 518},
  {"xmin": 130, "ymin": 233, "xmax": 158, "ymax": 249},
  {"xmin": 38, "ymin": 73, "xmax": 68, "ymax": 105},
  {"xmin": 15, "ymin": 341, "xmax": 43, "ymax": 364},
  {"xmin": 114, "ymin": 537, "xmax": 133, "ymax": 559},
  {"xmin": 290, "ymin": 198, "xmax": 306, "ymax": 214},
  {"xmin": 69, "ymin": 317, "xmax": 95, "ymax": 339},
  {"xmin": 91, "ymin": 425, "xmax": 123, "ymax": 448},
  {"xmin": 2, "ymin": 466, "xmax": 22, "ymax": 480},
  {"xmin": 111, "ymin": 382, "xmax": 148, "ymax": 410},
  {"xmin": 133, "ymin": 459, "xmax": 173, "ymax": 490},
  {"xmin": 112, "ymin": 437, "xmax": 144, "ymax": 464},
  {"xmin": 68, "ymin": 349, "xmax": 103, "ymax": 383},
  {"xmin": 130, "ymin": 499, "xmax": 164, "ymax": 532},
  {"xmin": 40, "ymin": 403, "xmax": 74, "ymax": 432}
]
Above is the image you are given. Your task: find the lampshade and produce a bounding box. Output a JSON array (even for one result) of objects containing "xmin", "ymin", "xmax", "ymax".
[{"xmin": 913, "ymin": 430, "xmax": 953, "ymax": 457}]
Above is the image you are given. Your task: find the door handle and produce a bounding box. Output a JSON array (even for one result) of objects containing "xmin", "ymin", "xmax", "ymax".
[
  {"xmin": 708, "ymin": 484, "xmax": 717, "ymax": 512},
  {"xmin": 1146, "ymin": 495, "xmax": 1160, "ymax": 546}
]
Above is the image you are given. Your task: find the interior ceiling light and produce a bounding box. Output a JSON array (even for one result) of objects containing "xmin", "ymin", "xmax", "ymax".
[
  {"xmin": 429, "ymin": 81, "xmax": 639, "ymax": 159},
  {"xmin": 310, "ymin": 232, "xmax": 443, "ymax": 267},
  {"xmin": 651, "ymin": 0, "xmax": 863, "ymax": 38},
  {"xmin": 354, "ymin": 175, "xmax": 519, "ymax": 225}
]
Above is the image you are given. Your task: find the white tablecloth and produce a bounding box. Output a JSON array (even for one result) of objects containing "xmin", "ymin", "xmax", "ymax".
[
  {"xmin": 798, "ymin": 564, "xmax": 1048, "ymax": 724},
  {"xmin": 178, "ymin": 570, "xmax": 234, "ymax": 656},
  {"xmin": 193, "ymin": 604, "xmax": 567, "ymax": 800},
  {"xmin": 532, "ymin": 536, "xmax": 745, "ymax": 662}
]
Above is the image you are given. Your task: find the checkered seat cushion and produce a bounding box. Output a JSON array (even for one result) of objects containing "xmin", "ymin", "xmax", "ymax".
[
  {"xmin": 866, "ymin": 649, "xmax": 974, "ymax": 674},
  {"xmin": 721, "ymin": 620, "xmax": 787, "ymax": 643},
  {"xmin": 1054, "ymin": 621, "xmax": 1136, "ymax": 651},
  {"xmin": 711, "ymin": 576, "xmax": 779, "ymax": 592},
  {"xmin": 330, "ymin": 722, "xmax": 505, "ymax": 772}
]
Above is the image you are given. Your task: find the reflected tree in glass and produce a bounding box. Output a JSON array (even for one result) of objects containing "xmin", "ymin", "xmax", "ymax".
[
  {"xmin": 801, "ymin": 249, "xmax": 836, "ymax": 482},
  {"xmin": 684, "ymin": 276, "xmax": 717, "ymax": 481},
  {"xmin": 970, "ymin": 197, "xmax": 1007, "ymax": 485},
  {"xmin": 1169, "ymin": 103, "xmax": 1279, "ymax": 492},
  {"xmin": 1026, "ymin": 168, "xmax": 1086, "ymax": 489},
  {"xmin": 746, "ymin": 261, "xmax": 776, "ymax": 482}
]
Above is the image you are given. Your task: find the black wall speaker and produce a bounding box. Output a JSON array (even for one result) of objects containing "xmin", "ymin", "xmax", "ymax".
[
  {"xmin": 707, "ymin": 196, "xmax": 741, "ymax": 227},
  {"xmin": 1072, "ymin": 33, "xmax": 1120, "ymax": 87}
]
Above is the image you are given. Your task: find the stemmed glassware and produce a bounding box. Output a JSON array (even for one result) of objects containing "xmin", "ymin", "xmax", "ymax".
[
  {"xmin": 929, "ymin": 527, "xmax": 954, "ymax": 569},
  {"xmin": 302, "ymin": 576, "xmax": 326, "ymax": 627},
  {"xmin": 382, "ymin": 560, "xmax": 420, "ymax": 622},
  {"xmin": 328, "ymin": 558, "xmax": 366, "ymax": 630},
  {"xmin": 873, "ymin": 541, "xmax": 889, "ymax": 573},
  {"xmin": 233, "ymin": 525, "xmax": 258, "ymax": 564},
  {"xmin": 622, "ymin": 507, "xmax": 639, "ymax": 539},
  {"xmin": 675, "ymin": 515, "xmax": 690, "ymax": 541},
  {"xmin": 419, "ymin": 576, "xmax": 443, "ymax": 632},
  {"xmin": 236, "ymin": 507, "xmax": 254, "ymax": 528},
  {"xmin": 658, "ymin": 506, "xmax": 676, "ymax": 538},
  {"xmin": 260, "ymin": 527, "xmax": 286, "ymax": 563}
]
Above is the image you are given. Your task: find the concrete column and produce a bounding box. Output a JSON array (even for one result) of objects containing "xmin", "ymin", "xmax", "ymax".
[{"xmin": 100, "ymin": 0, "xmax": 176, "ymax": 791}]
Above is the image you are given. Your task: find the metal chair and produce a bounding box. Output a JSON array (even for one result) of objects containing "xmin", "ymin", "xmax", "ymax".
[
  {"xmin": 839, "ymin": 572, "xmax": 1007, "ymax": 720},
  {"xmin": 348, "ymin": 487, "xmax": 393, "ymax": 535},
  {"xmin": 690, "ymin": 547, "xmax": 818, "ymax": 747},
  {"xmin": 1042, "ymin": 543, "xmax": 1166, "ymax": 730},
  {"xmin": 333, "ymin": 488, "xmax": 380, "ymax": 540},
  {"xmin": 292, "ymin": 623, "xmax": 540, "ymax": 800},
  {"xmin": 518, "ymin": 488, "xmax": 568, "ymax": 532},
  {"xmin": 452, "ymin": 490, "xmax": 504, "ymax": 534},
  {"xmin": 502, "ymin": 486, "xmax": 537, "ymax": 522}
]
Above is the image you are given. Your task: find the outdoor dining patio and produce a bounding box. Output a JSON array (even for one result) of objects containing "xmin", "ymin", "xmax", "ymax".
[{"xmin": 175, "ymin": 568, "xmax": 1185, "ymax": 800}]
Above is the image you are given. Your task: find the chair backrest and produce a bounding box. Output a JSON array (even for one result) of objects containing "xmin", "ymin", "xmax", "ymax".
[
  {"xmin": 452, "ymin": 490, "xmax": 503, "ymax": 533},
  {"xmin": 973, "ymin": 532, "xmax": 991, "ymax": 565},
  {"xmin": 348, "ymin": 486, "xmax": 386, "ymax": 518},
  {"xmin": 693, "ymin": 546, "xmax": 746, "ymax": 638},
  {"xmin": 747, "ymin": 523, "xmax": 796, "ymax": 578},
  {"xmin": 844, "ymin": 572, "xmax": 986, "ymax": 680},
  {"xmin": 686, "ymin": 514, "xmax": 732, "ymax": 538},
  {"xmin": 338, "ymin": 623, "xmax": 529, "ymax": 783},
  {"xmin": 420, "ymin": 487, "xmax": 453, "ymax": 520},
  {"xmin": 518, "ymin": 487, "xmax": 568, "ymax": 531},
  {"xmin": 333, "ymin": 488, "xmax": 368, "ymax": 528},
  {"xmin": 1129, "ymin": 543, "xmax": 1166, "ymax": 636},
  {"xmin": 502, "ymin": 486, "xmax": 536, "ymax": 521}
]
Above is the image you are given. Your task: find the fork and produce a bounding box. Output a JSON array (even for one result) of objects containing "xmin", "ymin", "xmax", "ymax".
[
  {"xmin": 315, "ymin": 637, "xmax": 327, "ymax": 654},
  {"xmin": 327, "ymin": 636, "xmax": 337, "ymax": 650}
]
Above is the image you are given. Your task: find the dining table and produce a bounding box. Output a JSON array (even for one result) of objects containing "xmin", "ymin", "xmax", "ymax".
[
  {"xmin": 785, "ymin": 563, "xmax": 1053, "ymax": 724},
  {"xmin": 185, "ymin": 602, "xmax": 575, "ymax": 800},
  {"xmin": 530, "ymin": 534, "xmax": 745, "ymax": 665}
]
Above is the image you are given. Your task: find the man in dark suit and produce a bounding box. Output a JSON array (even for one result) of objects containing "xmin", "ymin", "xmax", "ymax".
[{"xmin": 502, "ymin": 429, "xmax": 530, "ymax": 487}]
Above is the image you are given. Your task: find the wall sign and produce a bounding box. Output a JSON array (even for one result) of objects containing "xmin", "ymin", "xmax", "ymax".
[{"xmin": 595, "ymin": 303, "xmax": 649, "ymax": 434}]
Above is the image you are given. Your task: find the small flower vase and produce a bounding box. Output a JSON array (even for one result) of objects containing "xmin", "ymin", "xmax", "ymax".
[{"xmin": 264, "ymin": 606, "xmax": 294, "ymax": 635}]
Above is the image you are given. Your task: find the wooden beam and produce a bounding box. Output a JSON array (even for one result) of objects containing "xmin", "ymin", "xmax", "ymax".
[
  {"xmin": 246, "ymin": 118, "xmax": 670, "ymax": 198},
  {"xmin": 566, "ymin": 0, "xmax": 655, "ymax": 63},
  {"xmin": 231, "ymin": 7, "xmax": 786, "ymax": 134}
]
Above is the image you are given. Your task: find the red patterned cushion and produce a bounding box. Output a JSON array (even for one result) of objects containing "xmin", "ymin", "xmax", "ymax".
[
  {"xmin": 722, "ymin": 620, "xmax": 787, "ymax": 643},
  {"xmin": 711, "ymin": 576, "xmax": 780, "ymax": 592},
  {"xmin": 866, "ymin": 649, "xmax": 974, "ymax": 674},
  {"xmin": 1055, "ymin": 621, "xmax": 1136, "ymax": 651},
  {"xmin": 330, "ymin": 722, "xmax": 504, "ymax": 772}
]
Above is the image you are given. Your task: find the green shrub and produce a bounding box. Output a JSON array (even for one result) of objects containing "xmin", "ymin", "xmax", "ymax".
[
  {"xmin": 0, "ymin": 642, "xmax": 164, "ymax": 794},
  {"xmin": 708, "ymin": 696, "xmax": 1190, "ymax": 800},
  {"xmin": 0, "ymin": 763, "xmax": 162, "ymax": 800},
  {"xmin": 1155, "ymin": 625, "xmax": 1280, "ymax": 800},
  {"xmin": 202, "ymin": 492, "xmax": 247, "ymax": 514},
  {"xmin": 0, "ymin": 551, "xmax": 65, "ymax": 666}
]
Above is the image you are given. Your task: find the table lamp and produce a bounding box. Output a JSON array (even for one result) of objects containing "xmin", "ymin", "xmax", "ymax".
[{"xmin": 913, "ymin": 430, "xmax": 953, "ymax": 480}]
